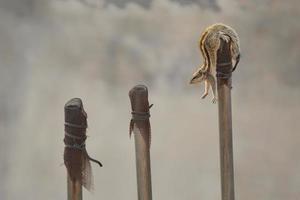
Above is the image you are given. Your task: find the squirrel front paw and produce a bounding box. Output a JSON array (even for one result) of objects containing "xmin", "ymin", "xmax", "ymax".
[
  {"xmin": 212, "ymin": 97, "xmax": 217, "ymax": 104},
  {"xmin": 201, "ymin": 92, "xmax": 208, "ymax": 99}
]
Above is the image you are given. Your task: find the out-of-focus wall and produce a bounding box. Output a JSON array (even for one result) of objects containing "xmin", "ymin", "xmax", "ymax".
[{"xmin": 0, "ymin": 0, "xmax": 299, "ymax": 199}]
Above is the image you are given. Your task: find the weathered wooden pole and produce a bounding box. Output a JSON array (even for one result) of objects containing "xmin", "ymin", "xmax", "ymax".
[
  {"xmin": 216, "ymin": 39, "xmax": 235, "ymax": 200},
  {"xmin": 129, "ymin": 85, "xmax": 153, "ymax": 200},
  {"xmin": 64, "ymin": 98, "xmax": 102, "ymax": 200},
  {"xmin": 64, "ymin": 98, "xmax": 84, "ymax": 200},
  {"xmin": 67, "ymin": 175, "xmax": 82, "ymax": 200}
]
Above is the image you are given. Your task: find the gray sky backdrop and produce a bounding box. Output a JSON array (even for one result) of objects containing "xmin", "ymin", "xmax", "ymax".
[{"xmin": 0, "ymin": 0, "xmax": 300, "ymax": 199}]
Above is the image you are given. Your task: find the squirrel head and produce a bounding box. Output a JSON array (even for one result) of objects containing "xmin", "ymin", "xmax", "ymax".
[{"xmin": 190, "ymin": 67, "xmax": 207, "ymax": 84}]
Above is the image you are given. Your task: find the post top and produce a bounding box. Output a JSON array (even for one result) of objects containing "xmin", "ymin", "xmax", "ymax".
[
  {"xmin": 129, "ymin": 85, "xmax": 150, "ymax": 112},
  {"xmin": 64, "ymin": 98, "xmax": 87, "ymax": 128},
  {"xmin": 65, "ymin": 98, "xmax": 83, "ymax": 110},
  {"xmin": 129, "ymin": 84, "xmax": 148, "ymax": 94}
]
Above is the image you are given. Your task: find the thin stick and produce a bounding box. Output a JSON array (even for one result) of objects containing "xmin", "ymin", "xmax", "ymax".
[
  {"xmin": 216, "ymin": 39, "xmax": 235, "ymax": 200},
  {"xmin": 67, "ymin": 174, "xmax": 82, "ymax": 200},
  {"xmin": 133, "ymin": 124, "xmax": 152, "ymax": 200},
  {"xmin": 129, "ymin": 85, "xmax": 153, "ymax": 200}
]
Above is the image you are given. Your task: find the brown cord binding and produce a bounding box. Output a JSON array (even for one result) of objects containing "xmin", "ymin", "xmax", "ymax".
[
  {"xmin": 131, "ymin": 104, "xmax": 153, "ymax": 121},
  {"xmin": 216, "ymin": 62, "xmax": 232, "ymax": 79},
  {"xmin": 129, "ymin": 104, "xmax": 153, "ymax": 137}
]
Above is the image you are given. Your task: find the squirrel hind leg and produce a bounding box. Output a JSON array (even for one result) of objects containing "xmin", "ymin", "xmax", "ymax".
[
  {"xmin": 201, "ymin": 80, "xmax": 209, "ymax": 99},
  {"xmin": 206, "ymin": 73, "xmax": 217, "ymax": 103}
]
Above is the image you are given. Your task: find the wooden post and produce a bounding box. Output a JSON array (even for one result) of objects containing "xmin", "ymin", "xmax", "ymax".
[
  {"xmin": 67, "ymin": 174, "xmax": 82, "ymax": 200},
  {"xmin": 216, "ymin": 39, "xmax": 235, "ymax": 200},
  {"xmin": 64, "ymin": 98, "xmax": 86, "ymax": 200},
  {"xmin": 64, "ymin": 98, "xmax": 102, "ymax": 199},
  {"xmin": 129, "ymin": 85, "xmax": 153, "ymax": 200}
]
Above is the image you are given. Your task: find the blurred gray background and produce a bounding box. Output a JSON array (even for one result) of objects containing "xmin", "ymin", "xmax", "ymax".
[{"xmin": 0, "ymin": 0, "xmax": 300, "ymax": 199}]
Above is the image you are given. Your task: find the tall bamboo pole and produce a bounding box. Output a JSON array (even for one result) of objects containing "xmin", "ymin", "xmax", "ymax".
[
  {"xmin": 129, "ymin": 85, "xmax": 153, "ymax": 200},
  {"xmin": 216, "ymin": 39, "xmax": 235, "ymax": 200}
]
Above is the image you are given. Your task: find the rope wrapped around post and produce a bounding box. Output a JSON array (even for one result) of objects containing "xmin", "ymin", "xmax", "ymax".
[
  {"xmin": 64, "ymin": 98, "xmax": 102, "ymax": 196},
  {"xmin": 129, "ymin": 85, "xmax": 153, "ymax": 148},
  {"xmin": 129, "ymin": 85, "xmax": 153, "ymax": 200}
]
